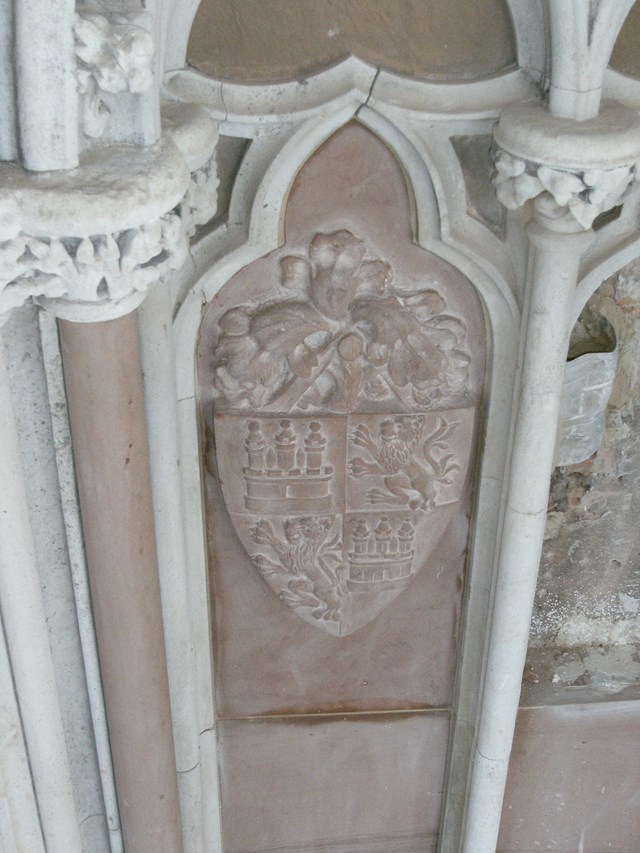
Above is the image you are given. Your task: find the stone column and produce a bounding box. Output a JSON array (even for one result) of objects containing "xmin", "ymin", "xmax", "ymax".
[
  {"xmin": 59, "ymin": 312, "xmax": 183, "ymax": 853},
  {"xmin": 0, "ymin": 339, "xmax": 82, "ymax": 852},
  {"xmin": 461, "ymin": 99, "xmax": 640, "ymax": 852},
  {"xmin": 0, "ymin": 94, "xmax": 217, "ymax": 850}
]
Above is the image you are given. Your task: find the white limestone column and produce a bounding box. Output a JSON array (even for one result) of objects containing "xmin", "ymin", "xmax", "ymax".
[
  {"xmin": 0, "ymin": 339, "xmax": 82, "ymax": 852},
  {"xmin": 461, "ymin": 97, "xmax": 640, "ymax": 852},
  {"xmin": 547, "ymin": 0, "xmax": 635, "ymax": 121},
  {"xmin": 137, "ymin": 102, "xmax": 218, "ymax": 853},
  {"xmin": 0, "ymin": 607, "xmax": 45, "ymax": 851},
  {"xmin": 462, "ymin": 210, "xmax": 591, "ymax": 851},
  {"xmin": 138, "ymin": 283, "xmax": 204, "ymax": 851},
  {"xmin": 0, "ymin": 0, "xmax": 16, "ymax": 160},
  {"xmin": 14, "ymin": 0, "xmax": 78, "ymax": 169}
]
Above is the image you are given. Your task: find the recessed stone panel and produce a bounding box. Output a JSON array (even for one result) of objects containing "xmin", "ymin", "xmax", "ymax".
[
  {"xmin": 498, "ymin": 702, "xmax": 640, "ymax": 852},
  {"xmin": 187, "ymin": 0, "xmax": 516, "ymax": 83},
  {"xmin": 199, "ymin": 124, "xmax": 485, "ymax": 715},
  {"xmin": 198, "ymin": 124, "xmax": 485, "ymax": 848},
  {"xmin": 218, "ymin": 713, "xmax": 448, "ymax": 853}
]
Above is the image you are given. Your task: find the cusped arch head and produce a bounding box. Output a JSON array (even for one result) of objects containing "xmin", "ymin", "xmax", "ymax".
[
  {"xmin": 246, "ymin": 113, "xmax": 438, "ymax": 259},
  {"xmin": 194, "ymin": 110, "xmax": 517, "ymax": 355},
  {"xmin": 161, "ymin": 1, "xmax": 540, "ymax": 84},
  {"xmin": 196, "ymin": 120, "xmax": 488, "ymax": 423}
]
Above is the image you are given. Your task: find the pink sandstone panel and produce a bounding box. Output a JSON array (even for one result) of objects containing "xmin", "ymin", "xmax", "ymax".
[
  {"xmin": 198, "ymin": 123, "xmax": 485, "ymax": 850},
  {"xmin": 218, "ymin": 713, "xmax": 448, "ymax": 853}
]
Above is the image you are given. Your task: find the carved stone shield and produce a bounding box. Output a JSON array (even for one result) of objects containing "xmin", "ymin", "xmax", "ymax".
[{"xmin": 210, "ymin": 229, "xmax": 477, "ymax": 636}]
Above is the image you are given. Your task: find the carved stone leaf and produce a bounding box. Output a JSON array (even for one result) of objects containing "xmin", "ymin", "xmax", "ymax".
[
  {"xmin": 280, "ymin": 256, "xmax": 312, "ymax": 293},
  {"xmin": 250, "ymin": 301, "xmax": 329, "ymax": 353},
  {"xmin": 212, "ymin": 231, "xmax": 471, "ymax": 414},
  {"xmin": 308, "ymin": 231, "xmax": 368, "ymax": 319},
  {"xmin": 399, "ymin": 288, "xmax": 446, "ymax": 320}
]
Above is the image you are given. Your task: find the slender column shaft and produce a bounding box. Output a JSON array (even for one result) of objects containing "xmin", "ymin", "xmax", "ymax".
[
  {"xmin": 0, "ymin": 613, "xmax": 45, "ymax": 852},
  {"xmin": 461, "ymin": 217, "xmax": 592, "ymax": 852},
  {"xmin": 0, "ymin": 0, "xmax": 16, "ymax": 160},
  {"xmin": 137, "ymin": 284, "xmax": 203, "ymax": 850},
  {"xmin": 39, "ymin": 312, "xmax": 124, "ymax": 853},
  {"xmin": 547, "ymin": 0, "xmax": 636, "ymax": 120},
  {"xmin": 14, "ymin": 0, "xmax": 78, "ymax": 170},
  {"xmin": 0, "ymin": 342, "xmax": 82, "ymax": 852},
  {"xmin": 59, "ymin": 313, "xmax": 183, "ymax": 853}
]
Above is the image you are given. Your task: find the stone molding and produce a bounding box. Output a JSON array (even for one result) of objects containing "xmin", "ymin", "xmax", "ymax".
[
  {"xmin": 75, "ymin": 11, "xmax": 155, "ymax": 139},
  {"xmin": 165, "ymin": 59, "xmax": 536, "ymax": 130},
  {"xmin": 0, "ymin": 105, "xmax": 218, "ymax": 323}
]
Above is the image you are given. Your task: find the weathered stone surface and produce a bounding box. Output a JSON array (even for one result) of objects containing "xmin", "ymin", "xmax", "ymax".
[
  {"xmin": 451, "ymin": 134, "xmax": 505, "ymax": 237},
  {"xmin": 531, "ymin": 263, "xmax": 640, "ymax": 658},
  {"xmin": 611, "ymin": 2, "xmax": 640, "ymax": 79},
  {"xmin": 498, "ymin": 702, "xmax": 640, "ymax": 851}
]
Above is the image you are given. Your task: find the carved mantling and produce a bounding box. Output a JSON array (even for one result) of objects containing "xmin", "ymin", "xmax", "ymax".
[
  {"xmin": 492, "ymin": 99, "xmax": 640, "ymax": 229},
  {"xmin": 0, "ymin": 106, "xmax": 218, "ymax": 324},
  {"xmin": 75, "ymin": 10, "xmax": 155, "ymax": 138},
  {"xmin": 212, "ymin": 231, "xmax": 471, "ymax": 414}
]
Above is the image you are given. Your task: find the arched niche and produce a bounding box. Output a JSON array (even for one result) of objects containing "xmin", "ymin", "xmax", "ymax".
[
  {"xmin": 195, "ymin": 123, "xmax": 486, "ymax": 852},
  {"xmin": 168, "ymin": 88, "xmax": 521, "ymax": 849}
]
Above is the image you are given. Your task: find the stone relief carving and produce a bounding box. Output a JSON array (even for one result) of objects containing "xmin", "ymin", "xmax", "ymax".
[
  {"xmin": 181, "ymin": 157, "xmax": 219, "ymax": 234},
  {"xmin": 75, "ymin": 12, "xmax": 155, "ymax": 138},
  {"xmin": 0, "ymin": 156, "xmax": 217, "ymax": 322},
  {"xmin": 350, "ymin": 415, "xmax": 460, "ymax": 511},
  {"xmin": 211, "ymin": 231, "xmax": 476, "ymax": 636},
  {"xmin": 492, "ymin": 149, "xmax": 636, "ymax": 228},
  {"xmin": 251, "ymin": 515, "xmax": 345, "ymax": 623},
  {"xmin": 212, "ymin": 230, "xmax": 470, "ymax": 413},
  {"xmin": 243, "ymin": 419, "xmax": 333, "ymax": 513}
]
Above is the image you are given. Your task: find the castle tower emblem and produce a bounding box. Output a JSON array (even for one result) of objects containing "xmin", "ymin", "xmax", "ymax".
[
  {"xmin": 347, "ymin": 516, "xmax": 415, "ymax": 592},
  {"xmin": 243, "ymin": 420, "xmax": 333, "ymax": 513}
]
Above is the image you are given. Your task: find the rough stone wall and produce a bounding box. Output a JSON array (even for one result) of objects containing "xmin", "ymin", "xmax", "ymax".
[{"xmin": 526, "ymin": 264, "xmax": 640, "ymax": 695}]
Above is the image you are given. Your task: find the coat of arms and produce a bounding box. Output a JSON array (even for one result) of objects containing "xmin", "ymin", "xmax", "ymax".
[{"xmin": 210, "ymin": 230, "xmax": 476, "ymax": 636}]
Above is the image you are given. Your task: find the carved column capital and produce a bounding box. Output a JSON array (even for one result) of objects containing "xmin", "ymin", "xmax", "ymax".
[
  {"xmin": 0, "ymin": 104, "xmax": 218, "ymax": 325},
  {"xmin": 492, "ymin": 99, "xmax": 640, "ymax": 230},
  {"xmin": 492, "ymin": 150, "xmax": 635, "ymax": 230}
]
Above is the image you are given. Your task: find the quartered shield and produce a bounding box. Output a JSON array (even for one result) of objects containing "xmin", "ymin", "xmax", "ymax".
[{"xmin": 211, "ymin": 229, "xmax": 478, "ymax": 636}]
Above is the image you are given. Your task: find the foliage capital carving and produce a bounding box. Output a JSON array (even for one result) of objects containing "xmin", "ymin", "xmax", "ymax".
[
  {"xmin": 74, "ymin": 10, "xmax": 155, "ymax": 138},
  {"xmin": 492, "ymin": 148, "xmax": 636, "ymax": 229},
  {"xmin": 0, "ymin": 145, "xmax": 218, "ymax": 324}
]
